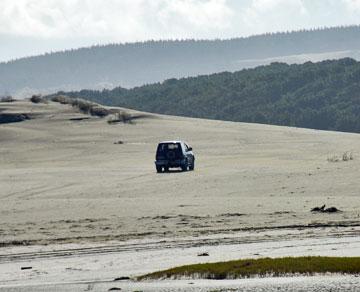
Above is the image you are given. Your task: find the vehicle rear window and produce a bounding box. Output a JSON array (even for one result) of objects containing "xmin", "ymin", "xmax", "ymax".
[
  {"xmin": 167, "ymin": 143, "xmax": 179, "ymax": 150},
  {"xmin": 157, "ymin": 143, "xmax": 180, "ymax": 153}
]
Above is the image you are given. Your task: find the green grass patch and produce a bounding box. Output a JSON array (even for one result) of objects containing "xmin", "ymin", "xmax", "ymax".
[{"xmin": 138, "ymin": 257, "xmax": 360, "ymax": 280}]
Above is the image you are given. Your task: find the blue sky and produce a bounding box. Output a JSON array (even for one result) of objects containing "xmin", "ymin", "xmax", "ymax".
[{"xmin": 1, "ymin": 0, "xmax": 360, "ymax": 62}]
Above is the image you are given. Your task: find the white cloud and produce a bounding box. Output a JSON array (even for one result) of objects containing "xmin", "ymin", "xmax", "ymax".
[
  {"xmin": 249, "ymin": 0, "xmax": 306, "ymax": 13},
  {"xmin": 0, "ymin": 0, "xmax": 359, "ymax": 41},
  {"xmin": 239, "ymin": 0, "xmax": 309, "ymax": 35},
  {"xmin": 156, "ymin": 0, "xmax": 233, "ymax": 32},
  {"xmin": 0, "ymin": 0, "xmax": 233, "ymax": 40},
  {"xmin": 343, "ymin": 0, "xmax": 360, "ymax": 12}
]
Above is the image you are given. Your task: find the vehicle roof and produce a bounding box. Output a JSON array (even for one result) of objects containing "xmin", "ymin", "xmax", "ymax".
[{"xmin": 159, "ymin": 140, "xmax": 184, "ymax": 144}]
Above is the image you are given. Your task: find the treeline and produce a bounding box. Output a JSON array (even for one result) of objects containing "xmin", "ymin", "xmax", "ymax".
[
  {"xmin": 2, "ymin": 25, "xmax": 360, "ymax": 96},
  {"xmin": 57, "ymin": 58, "xmax": 360, "ymax": 133}
]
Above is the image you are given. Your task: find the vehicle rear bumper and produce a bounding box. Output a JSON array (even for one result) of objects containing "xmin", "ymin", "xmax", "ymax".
[{"xmin": 155, "ymin": 159, "xmax": 185, "ymax": 167}]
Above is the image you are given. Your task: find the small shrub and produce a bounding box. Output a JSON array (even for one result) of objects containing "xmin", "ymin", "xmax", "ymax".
[
  {"xmin": 90, "ymin": 106, "xmax": 110, "ymax": 117},
  {"xmin": 30, "ymin": 95, "xmax": 46, "ymax": 103},
  {"xmin": 75, "ymin": 99, "xmax": 93, "ymax": 114},
  {"xmin": 51, "ymin": 95, "xmax": 71, "ymax": 104},
  {"xmin": 0, "ymin": 96, "xmax": 15, "ymax": 103}
]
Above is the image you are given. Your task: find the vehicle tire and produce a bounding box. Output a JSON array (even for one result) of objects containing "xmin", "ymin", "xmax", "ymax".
[
  {"xmin": 189, "ymin": 161, "xmax": 195, "ymax": 171},
  {"xmin": 181, "ymin": 158, "xmax": 189, "ymax": 172},
  {"xmin": 164, "ymin": 166, "xmax": 169, "ymax": 172},
  {"xmin": 156, "ymin": 166, "xmax": 163, "ymax": 173}
]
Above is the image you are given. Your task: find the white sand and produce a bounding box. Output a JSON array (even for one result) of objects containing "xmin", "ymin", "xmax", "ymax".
[
  {"xmin": 0, "ymin": 100, "xmax": 360, "ymax": 246},
  {"xmin": 1, "ymin": 100, "xmax": 360, "ymax": 291},
  {"xmin": 0, "ymin": 233, "xmax": 359, "ymax": 290}
]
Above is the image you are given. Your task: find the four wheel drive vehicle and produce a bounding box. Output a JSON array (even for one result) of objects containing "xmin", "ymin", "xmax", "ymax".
[{"xmin": 155, "ymin": 141, "xmax": 195, "ymax": 173}]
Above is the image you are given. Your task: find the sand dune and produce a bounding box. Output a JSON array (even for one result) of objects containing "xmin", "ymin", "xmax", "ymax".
[{"xmin": 1, "ymin": 100, "xmax": 360, "ymax": 246}]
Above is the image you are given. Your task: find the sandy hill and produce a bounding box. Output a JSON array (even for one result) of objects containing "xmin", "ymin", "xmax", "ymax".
[{"xmin": 0, "ymin": 100, "xmax": 359, "ymax": 246}]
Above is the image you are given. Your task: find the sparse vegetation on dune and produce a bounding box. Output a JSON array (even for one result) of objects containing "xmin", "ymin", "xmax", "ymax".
[
  {"xmin": 50, "ymin": 94, "xmax": 150, "ymax": 122},
  {"xmin": 51, "ymin": 95, "xmax": 112, "ymax": 117},
  {"xmin": 138, "ymin": 257, "xmax": 360, "ymax": 280}
]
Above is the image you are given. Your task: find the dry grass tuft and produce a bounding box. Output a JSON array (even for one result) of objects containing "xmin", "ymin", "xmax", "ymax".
[
  {"xmin": 342, "ymin": 151, "xmax": 353, "ymax": 161},
  {"xmin": 327, "ymin": 151, "xmax": 354, "ymax": 162},
  {"xmin": 327, "ymin": 155, "xmax": 340, "ymax": 162}
]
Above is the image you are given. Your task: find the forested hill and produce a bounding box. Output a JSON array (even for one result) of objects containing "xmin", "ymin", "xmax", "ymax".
[
  {"xmin": 2, "ymin": 25, "xmax": 360, "ymax": 97},
  {"xmin": 59, "ymin": 58, "xmax": 360, "ymax": 133}
]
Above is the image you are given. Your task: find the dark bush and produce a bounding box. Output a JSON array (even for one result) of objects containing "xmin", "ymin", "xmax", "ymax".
[
  {"xmin": 30, "ymin": 95, "xmax": 46, "ymax": 103},
  {"xmin": 74, "ymin": 100, "xmax": 92, "ymax": 114},
  {"xmin": 90, "ymin": 106, "xmax": 110, "ymax": 117},
  {"xmin": 0, "ymin": 96, "xmax": 15, "ymax": 103},
  {"xmin": 0, "ymin": 113, "xmax": 30, "ymax": 124}
]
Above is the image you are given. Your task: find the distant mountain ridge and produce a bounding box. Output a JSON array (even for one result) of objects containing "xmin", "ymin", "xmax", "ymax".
[
  {"xmin": 2, "ymin": 25, "xmax": 360, "ymax": 97},
  {"xmin": 58, "ymin": 58, "xmax": 360, "ymax": 133}
]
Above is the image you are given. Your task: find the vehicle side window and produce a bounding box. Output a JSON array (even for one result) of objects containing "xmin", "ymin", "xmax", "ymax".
[
  {"xmin": 157, "ymin": 144, "xmax": 164, "ymax": 154},
  {"xmin": 184, "ymin": 144, "xmax": 189, "ymax": 151}
]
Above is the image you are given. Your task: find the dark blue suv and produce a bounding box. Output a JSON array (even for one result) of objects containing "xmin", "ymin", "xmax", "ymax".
[{"xmin": 155, "ymin": 141, "xmax": 195, "ymax": 173}]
